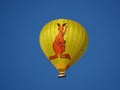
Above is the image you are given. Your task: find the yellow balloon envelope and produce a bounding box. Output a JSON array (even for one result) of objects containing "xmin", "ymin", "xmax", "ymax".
[{"xmin": 39, "ymin": 19, "xmax": 88, "ymax": 78}]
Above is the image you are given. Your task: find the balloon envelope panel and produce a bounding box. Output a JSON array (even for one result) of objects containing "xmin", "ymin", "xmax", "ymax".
[{"xmin": 39, "ymin": 19, "xmax": 88, "ymax": 77}]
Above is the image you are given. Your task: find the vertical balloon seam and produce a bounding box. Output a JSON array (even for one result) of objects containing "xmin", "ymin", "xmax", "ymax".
[
  {"xmin": 73, "ymin": 25, "xmax": 85, "ymax": 64},
  {"xmin": 81, "ymin": 30, "xmax": 88, "ymax": 57},
  {"xmin": 69, "ymin": 25, "xmax": 85, "ymax": 66},
  {"xmin": 77, "ymin": 29, "xmax": 88, "ymax": 61},
  {"xmin": 64, "ymin": 19, "xmax": 69, "ymax": 54},
  {"xmin": 43, "ymin": 25, "xmax": 50, "ymax": 57},
  {"xmin": 44, "ymin": 22, "xmax": 53, "ymax": 57},
  {"xmin": 66, "ymin": 20, "xmax": 71, "ymax": 56},
  {"xmin": 72, "ymin": 23, "xmax": 83, "ymax": 63},
  {"xmin": 70, "ymin": 20, "xmax": 78, "ymax": 58},
  {"xmin": 69, "ymin": 20, "xmax": 76, "ymax": 58},
  {"xmin": 71, "ymin": 21, "xmax": 82, "ymax": 61},
  {"xmin": 40, "ymin": 26, "xmax": 48, "ymax": 58},
  {"xmin": 47, "ymin": 21, "xmax": 52, "ymax": 56},
  {"xmin": 45, "ymin": 23, "xmax": 52, "ymax": 56},
  {"xmin": 74, "ymin": 27, "xmax": 88, "ymax": 63},
  {"xmin": 77, "ymin": 26, "xmax": 86, "ymax": 58},
  {"xmin": 69, "ymin": 20, "xmax": 76, "ymax": 67}
]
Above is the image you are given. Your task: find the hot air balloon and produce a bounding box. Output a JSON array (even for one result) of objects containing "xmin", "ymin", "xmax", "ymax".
[{"xmin": 39, "ymin": 19, "xmax": 88, "ymax": 78}]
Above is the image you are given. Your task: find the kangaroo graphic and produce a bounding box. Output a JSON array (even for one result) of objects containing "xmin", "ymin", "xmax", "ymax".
[{"xmin": 49, "ymin": 23, "xmax": 71, "ymax": 60}]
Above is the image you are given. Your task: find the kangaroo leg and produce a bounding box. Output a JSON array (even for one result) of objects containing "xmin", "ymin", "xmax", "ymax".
[
  {"xmin": 60, "ymin": 53, "xmax": 71, "ymax": 60},
  {"xmin": 49, "ymin": 53, "xmax": 58, "ymax": 60}
]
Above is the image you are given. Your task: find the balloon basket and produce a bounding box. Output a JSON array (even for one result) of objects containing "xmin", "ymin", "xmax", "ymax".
[{"xmin": 57, "ymin": 72, "xmax": 66, "ymax": 78}]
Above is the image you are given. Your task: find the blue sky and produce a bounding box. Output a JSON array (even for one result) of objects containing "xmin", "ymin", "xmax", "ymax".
[{"xmin": 0, "ymin": 0, "xmax": 120, "ymax": 90}]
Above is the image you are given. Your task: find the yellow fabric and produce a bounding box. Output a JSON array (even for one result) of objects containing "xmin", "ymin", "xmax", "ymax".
[{"xmin": 39, "ymin": 19, "xmax": 88, "ymax": 73}]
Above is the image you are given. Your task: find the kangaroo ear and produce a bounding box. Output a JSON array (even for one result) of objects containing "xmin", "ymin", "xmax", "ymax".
[
  {"xmin": 57, "ymin": 23, "xmax": 60, "ymax": 26},
  {"xmin": 62, "ymin": 23, "xmax": 67, "ymax": 26}
]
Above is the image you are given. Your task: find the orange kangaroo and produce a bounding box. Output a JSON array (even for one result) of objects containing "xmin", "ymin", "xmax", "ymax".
[{"xmin": 49, "ymin": 23, "xmax": 71, "ymax": 60}]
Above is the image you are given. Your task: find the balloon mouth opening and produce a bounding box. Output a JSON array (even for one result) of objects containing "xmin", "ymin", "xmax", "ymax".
[{"xmin": 57, "ymin": 72, "xmax": 66, "ymax": 78}]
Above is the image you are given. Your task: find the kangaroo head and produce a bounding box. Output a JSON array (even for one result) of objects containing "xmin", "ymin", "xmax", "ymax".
[{"xmin": 57, "ymin": 23, "xmax": 67, "ymax": 32}]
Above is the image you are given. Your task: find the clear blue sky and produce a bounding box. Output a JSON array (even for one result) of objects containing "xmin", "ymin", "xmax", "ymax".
[{"xmin": 0, "ymin": 0, "xmax": 120, "ymax": 90}]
